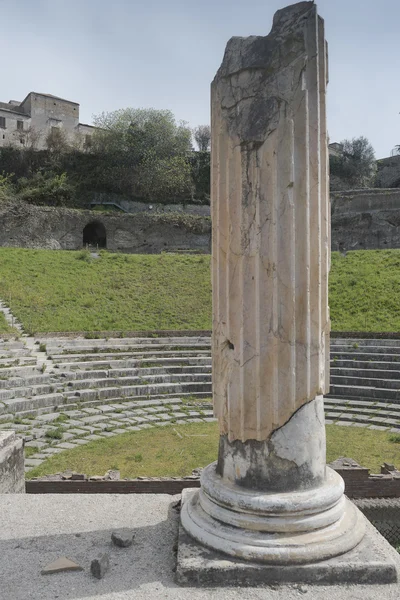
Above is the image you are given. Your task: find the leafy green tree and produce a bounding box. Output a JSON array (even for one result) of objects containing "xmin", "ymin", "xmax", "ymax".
[
  {"xmin": 91, "ymin": 108, "xmax": 193, "ymax": 201},
  {"xmin": 45, "ymin": 128, "xmax": 69, "ymax": 155},
  {"xmin": 0, "ymin": 173, "xmax": 14, "ymax": 203},
  {"xmin": 17, "ymin": 172, "xmax": 74, "ymax": 206},
  {"xmin": 330, "ymin": 136, "xmax": 376, "ymax": 189}
]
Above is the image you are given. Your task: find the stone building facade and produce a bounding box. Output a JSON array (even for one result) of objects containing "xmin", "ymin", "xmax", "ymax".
[{"xmin": 0, "ymin": 92, "xmax": 96, "ymax": 150}]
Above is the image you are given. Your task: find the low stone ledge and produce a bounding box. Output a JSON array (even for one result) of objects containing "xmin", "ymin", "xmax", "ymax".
[
  {"xmin": 25, "ymin": 461, "xmax": 400, "ymax": 499},
  {"xmin": 0, "ymin": 430, "xmax": 25, "ymax": 493}
]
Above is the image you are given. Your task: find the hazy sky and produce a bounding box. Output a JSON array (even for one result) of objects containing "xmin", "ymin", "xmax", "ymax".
[{"xmin": 1, "ymin": 0, "xmax": 399, "ymax": 158}]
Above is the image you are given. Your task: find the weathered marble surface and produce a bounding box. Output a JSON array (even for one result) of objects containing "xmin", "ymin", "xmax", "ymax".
[
  {"xmin": 212, "ymin": 0, "xmax": 330, "ymax": 442},
  {"xmin": 180, "ymin": 2, "xmax": 372, "ymax": 570}
]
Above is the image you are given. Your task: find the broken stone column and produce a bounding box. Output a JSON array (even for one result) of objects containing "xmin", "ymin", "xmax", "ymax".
[{"xmin": 180, "ymin": 1, "xmax": 366, "ymax": 566}]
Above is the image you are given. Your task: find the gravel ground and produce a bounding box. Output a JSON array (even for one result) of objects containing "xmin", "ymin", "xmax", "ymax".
[{"xmin": 0, "ymin": 493, "xmax": 399, "ymax": 600}]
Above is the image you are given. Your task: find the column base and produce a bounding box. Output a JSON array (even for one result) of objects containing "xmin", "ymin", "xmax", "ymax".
[
  {"xmin": 181, "ymin": 462, "xmax": 365, "ymax": 565},
  {"xmin": 176, "ymin": 488, "xmax": 400, "ymax": 586}
]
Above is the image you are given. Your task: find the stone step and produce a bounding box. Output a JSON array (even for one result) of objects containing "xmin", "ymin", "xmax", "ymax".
[
  {"xmin": 41, "ymin": 336, "xmax": 211, "ymax": 348},
  {"xmin": 48, "ymin": 343, "xmax": 212, "ymax": 356},
  {"xmin": 0, "ymin": 374, "xmax": 51, "ymax": 389},
  {"xmin": 0, "ymin": 349, "xmax": 32, "ymax": 358},
  {"xmin": 0, "ymin": 357, "xmax": 37, "ymax": 368},
  {"xmin": 330, "ymin": 367, "xmax": 400, "ymax": 380},
  {"xmin": 56, "ymin": 356, "xmax": 213, "ymax": 371},
  {"xmin": 328, "ymin": 384, "xmax": 400, "ymax": 402},
  {"xmin": 331, "ymin": 345, "xmax": 400, "ymax": 355},
  {"xmin": 0, "ymin": 393, "xmax": 65, "ymax": 415},
  {"xmin": 326, "ymin": 412, "xmax": 395, "ymax": 429},
  {"xmin": 74, "ymin": 381, "xmax": 212, "ymax": 402},
  {"xmin": 330, "ymin": 352, "xmax": 400, "ymax": 363},
  {"xmin": 12, "ymin": 391, "xmax": 211, "ymax": 419},
  {"xmin": 330, "ymin": 374, "xmax": 400, "ymax": 391},
  {"xmin": 51, "ymin": 350, "xmax": 212, "ymax": 364},
  {"xmin": 107, "ymin": 365, "xmax": 212, "ymax": 377},
  {"xmin": 0, "ymin": 383, "xmax": 56, "ymax": 401},
  {"xmin": 331, "ymin": 339, "xmax": 400, "ymax": 348},
  {"xmin": 0, "ymin": 341, "xmax": 27, "ymax": 350},
  {"xmin": 330, "ymin": 360, "xmax": 400, "ymax": 371},
  {"xmin": 58, "ymin": 365, "xmax": 212, "ymax": 382},
  {"xmin": 0, "ymin": 366, "xmax": 42, "ymax": 378},
  {"xmin": 64, "ymin": 372, "xmax": 211, "ymax": 392}
]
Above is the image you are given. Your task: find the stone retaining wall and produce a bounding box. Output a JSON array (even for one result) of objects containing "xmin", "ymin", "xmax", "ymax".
[
  {"xmin": 2, "ymin": 188, "xmax": 400, "ymax": 253},
  {"xmin": 0, "ymin": 431, "xmax": 25, "ymax": 493},
  {"xmin": 0, "ymin": 202, "xmax": 211, "ymax": 254},
  {"xmin": 331, "ymin": 188, "xmax": 400, "ymax": 251}
]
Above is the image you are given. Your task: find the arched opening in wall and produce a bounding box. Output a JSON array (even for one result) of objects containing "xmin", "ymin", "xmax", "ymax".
[{"xmin": 83, "ymin": 221, "xmax": 107, "ymax": 248}]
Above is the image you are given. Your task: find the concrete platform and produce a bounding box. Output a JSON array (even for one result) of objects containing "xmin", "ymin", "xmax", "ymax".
[{"xmin": 1, "ymin": 494, "xmax": 400, "ymax": 600}]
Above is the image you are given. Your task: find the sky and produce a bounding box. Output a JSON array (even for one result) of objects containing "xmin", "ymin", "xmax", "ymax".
[{"xmin": 1, "ymin": 0, "xmax": 399, "ymax": 159}]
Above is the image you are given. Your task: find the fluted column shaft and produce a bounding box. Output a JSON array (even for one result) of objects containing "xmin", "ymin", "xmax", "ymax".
[{"xmin": 180, "ymin": 2, "xmax": 366, "ymax": 564}]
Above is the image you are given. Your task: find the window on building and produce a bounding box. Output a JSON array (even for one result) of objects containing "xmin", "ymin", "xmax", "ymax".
[
  {"xmin": 0, "ymin": 117, "xmax": 5, "ymax": 129},
  {"xmin": 17, "ymin": 120, "xmax": 23, "ymax": 131},
  {"xmin": 85, "ymin": 134, "xmax": 92, "ymax": 147}
]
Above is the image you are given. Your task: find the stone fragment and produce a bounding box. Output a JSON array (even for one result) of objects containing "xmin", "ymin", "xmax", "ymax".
[
  {"xmin": 71, "ymin": 472, "xmax": 86, "ymax": 481},
  {"xmin": 41, "ymin": 557, "xmax": 83, "ymax": 575},
  {"xmin": 104, "ymin": 469, "xmax": 120, "ymax": 480},
  {"xmin": 90, "ymin": 553, "xmax": 110, "ymax": 579},
  {"xmin": 111, "ymin": 529, "xmax": 135, "ymax": 548}
]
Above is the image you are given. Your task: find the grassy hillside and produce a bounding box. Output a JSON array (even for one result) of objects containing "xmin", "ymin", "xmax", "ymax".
[
  {"xmin": 0, "ymin": 312, "xmax": 17, "ymax": 335},
  {"xmin": 0, "ymin": 247, "xmax": 399, "ymax": 333},
  {"xmin": 0, "ymin": 249, "xmax": 211, "ymax": 333},
  {"xmin": 330, "ymin": 250, "xmax": 400, "ymax": 331}
]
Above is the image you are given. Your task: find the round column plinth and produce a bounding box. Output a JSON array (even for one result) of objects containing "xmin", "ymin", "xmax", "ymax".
[{"xmin": 181, "ymin": 464, "xmax": 366, "ymax": 565}]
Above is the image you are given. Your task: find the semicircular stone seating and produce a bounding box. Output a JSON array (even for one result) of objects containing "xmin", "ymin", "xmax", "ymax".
[{"xmin": 0, "ymin": 335, "xmax": 400, "ymax": 472}]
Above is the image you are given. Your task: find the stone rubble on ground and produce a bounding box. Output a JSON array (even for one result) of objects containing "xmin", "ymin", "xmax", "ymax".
[
  {"xmin": 111, "ymin": 529, "xmax": 135, "ymax": 548},
  {"xmin": 41, "ymin": 557, "xmax": 83, "ymax": 575},
  {"xmin": 90, "ymin": 553, "xmax": 110, "ymax": 579}
]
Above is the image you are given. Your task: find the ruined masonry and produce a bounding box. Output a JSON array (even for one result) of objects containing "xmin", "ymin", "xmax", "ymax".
[{"xmin": 177, "ymin": 1, "xmax": 400, "ymax": 585}]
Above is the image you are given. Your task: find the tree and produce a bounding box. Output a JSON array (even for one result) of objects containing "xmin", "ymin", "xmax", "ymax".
[
  {"xmin": 14, "ymin": 126, "xmax": 42, "ymax": 150},
  {"xmin": 45, "ymin": 127, "xmax": 69, "ymax": 155},
  {"xmin": 330, "ymin": 136, "xmax": 376, "ymax": 189},
  {"xmin": 91, "ymin": 108, "xmax": 193, "ymax": 200},
  {"xmin": 92, "ymin": 108, "xmax": 192, "ymax": 160},
  {"xmin": 193, "ymin": 125, "xmax": 211, "ymax": 152}
]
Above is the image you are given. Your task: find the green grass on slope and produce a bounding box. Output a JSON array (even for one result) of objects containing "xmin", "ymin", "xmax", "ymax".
[
  {"xmin": 25, "ymin": 423, "xmax": 400, "ymax": 479},
  {"xmin": 0, "ymin": 248, "xmax": 212, "ymax": 333},
  {"xmin": 330, "ymin": 249, "xmax": 400, "ymax": 331},
  {"xmin": 0, "ymin": 312, "xmax": 18, "ymax": 335},
  {"xmin": 1, "ymin": 247, "xmax": 400, "ymax": 333}
]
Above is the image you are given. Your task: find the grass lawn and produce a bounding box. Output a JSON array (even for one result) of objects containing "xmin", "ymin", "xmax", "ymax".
[
  {"xmin": 1, "ymin": 247, "xmax": 400, "ymax": 333},
  {"xmin": 25, "ymin": 422, "xmax": 400, "ymax": 479},
  {"xmin": 0, "ymin": 248, "xmax": 211, "ymax": 333},
  {"xmin": 330, "ymin": 249, "xmax": 400, "ymax": 331}
]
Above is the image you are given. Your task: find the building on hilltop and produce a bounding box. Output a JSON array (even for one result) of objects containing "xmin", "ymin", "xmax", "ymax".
[
  {"xmin": 0, "ymin": 92, "xmax": 96, "ymax": 150},
  {"xmin": 328, "ymin": 142, "xmax": 344, "ymax": 157}
]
